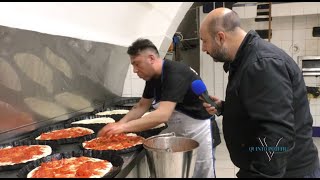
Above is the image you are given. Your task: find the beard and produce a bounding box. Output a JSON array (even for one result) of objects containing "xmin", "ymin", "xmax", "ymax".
[
  {"xmin": 210, "ymin": 46, "xmax": 232, "ymax": 63},
  {"xmin": 138, "ymin": 73, "xmax": 150, "ymax": 81}
]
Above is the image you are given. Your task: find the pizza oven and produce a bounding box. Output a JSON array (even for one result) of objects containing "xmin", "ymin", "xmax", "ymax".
[{"xmin": 0, "ymin": 22, "xmax": 131, "ymax": 143}]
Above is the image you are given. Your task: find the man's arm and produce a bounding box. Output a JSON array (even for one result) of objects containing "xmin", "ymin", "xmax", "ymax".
[
  {"xmin": 98, "ymin": 101, "xmax": 176, "ymax": 136},
  {"xmin": 118, "ymin": 97, "xmax": 153, "ymax": 123},
  {"xmin": 98, "ymin": 97, "xmax": 152, "ymax": 136},
  {"xmin": 122, "ymin": 101, "xmax": 176, "ymax": 132}
]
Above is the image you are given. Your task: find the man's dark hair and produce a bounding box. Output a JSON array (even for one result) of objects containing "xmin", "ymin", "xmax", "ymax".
[{"xmin": 127, "ymin": 38, "xmax": 159, "ymax": 57}]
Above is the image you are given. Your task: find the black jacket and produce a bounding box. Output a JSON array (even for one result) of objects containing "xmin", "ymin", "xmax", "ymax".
[{"xmin": 221, "ymin": 30, "xmax": 319, "ymax": 178}]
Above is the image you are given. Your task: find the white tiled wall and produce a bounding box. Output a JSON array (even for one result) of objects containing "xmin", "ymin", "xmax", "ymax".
[
  {"xmin": 242, "ymin": 14, "xmax": 320, "ymax": 62},
  {"xmin": 269, "ymin": 3, "xmax": 320, "ymax": 17}
]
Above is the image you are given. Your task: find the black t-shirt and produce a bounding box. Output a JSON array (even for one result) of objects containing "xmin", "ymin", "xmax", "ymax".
[{"xmin": 142, "ymin": 60, "xmax": 212, "ymax": 120}]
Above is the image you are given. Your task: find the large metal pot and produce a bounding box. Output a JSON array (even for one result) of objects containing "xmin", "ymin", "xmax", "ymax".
[{"xmin": 143, "ymin": 133, "xmax": 199, "ymax": 178}]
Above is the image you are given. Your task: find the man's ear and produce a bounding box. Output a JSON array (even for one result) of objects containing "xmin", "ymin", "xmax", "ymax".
[
  {"xmin": 216, "ymin": 31, "xmax": 226, "ymax": 46},
  {"xmin": 149, "ymin": 54, "xmax": 156, "ymax": 64}
]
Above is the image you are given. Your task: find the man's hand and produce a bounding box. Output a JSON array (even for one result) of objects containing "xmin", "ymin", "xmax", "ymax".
[
  {"xmin": 201, "ymin": 95, "xmax": 222, "ymax": 115},
  {"xmin": 97, "ymin": 122, "xmax": 126, "ymax": 137}
]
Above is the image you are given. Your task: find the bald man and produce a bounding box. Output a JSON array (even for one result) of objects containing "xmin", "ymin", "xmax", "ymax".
[{"xmin": 199, "ymin": 8, "xmax": 320, "ymax": 178}]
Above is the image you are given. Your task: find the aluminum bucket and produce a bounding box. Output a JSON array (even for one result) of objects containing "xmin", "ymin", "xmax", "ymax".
[{"xmin": 143, "ymin": 133, "xmax": 199, "ymax": 178}]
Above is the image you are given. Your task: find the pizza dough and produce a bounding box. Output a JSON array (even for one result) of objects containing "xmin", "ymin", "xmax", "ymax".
[
  {"xmin": 95, "ymin": 109, "xmax": 129, "ymax": 116},
  {"xmin": 151, "ymin": 123, "xmax": 166, "ymax": 129},
  {"xmin": 35, "ymin": 127, "xmax": 94, "ymax": 140},
  {"xmin": 27, "ymin": 156, "xmax": 113, "ymax": 178},
  {"xmin": 82, "ymin": 133, "xmax": 144, "ymax": 151},
  {"xmin": 71, "ymin": 117, "xmax": 115, "ymax": 125},
  {"xmin": 0, "ymin": 145, "xmax": 52, "ymax": 166}
]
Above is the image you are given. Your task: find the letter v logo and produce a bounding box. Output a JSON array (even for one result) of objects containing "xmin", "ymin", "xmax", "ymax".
[{"xmin": 257, "ymin": 137, "xmax": 283, "ymax": 161}]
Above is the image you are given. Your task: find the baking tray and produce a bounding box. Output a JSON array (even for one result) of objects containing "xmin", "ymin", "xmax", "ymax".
[
  {"xmin": 29, "ymin": 123, "xmax": 95, "ymax": 145},
  {"xmin": 80, "ymin": 134, "xmax": 143, "ymax": 155},
  {"xmin": 17, "ymin": 150, "xmax": 124, "ymax": 178},
  {"xmin": 90, "ymin": 106, "xmax": 168, "ymax": 137},
  {"xmin": 136, "ymin": 123, "xmax": 168, "ymax": 139},
  {"xmin": 78, "ymin": 121, "xmax": 168, "ymax": 155},
  {"xmin": 113, "ymin": 97, "xmax": 141, "ymax": 109},
  {"xmin": 92, "ymin": 106, "xmax": 132, "ymax": 120},
  {"xmin": 0, "ymin": 140, "xmax": 59, "ymax": 172},
  {"xmin": 66, "ymin": 114, "xmax": 114, "ymax": 133}
]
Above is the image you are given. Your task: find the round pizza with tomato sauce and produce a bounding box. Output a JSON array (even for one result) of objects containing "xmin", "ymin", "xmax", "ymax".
[
  {"xmin": 82, "ymin": 133, "xmax": 145, "ymax": 151},
  {"xmin": 35, "ymin": 127, "xmax": 94, "ymax": 141},
  {"xmin": 0, "ymin": 145, "xmax": 52, "ymax": 167},
  {"xmin": 27, "ymin": 156, "xmax": 113, "ymax": 178}
]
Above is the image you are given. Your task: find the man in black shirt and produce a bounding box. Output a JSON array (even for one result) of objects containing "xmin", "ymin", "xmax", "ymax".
[
  {"xmin": 200, "ymin": 7, "xmax": 320, "ymax": 178},
  {"xmin": 98, "ymin": 38, "xmax": 215, "ymax": 178}
]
